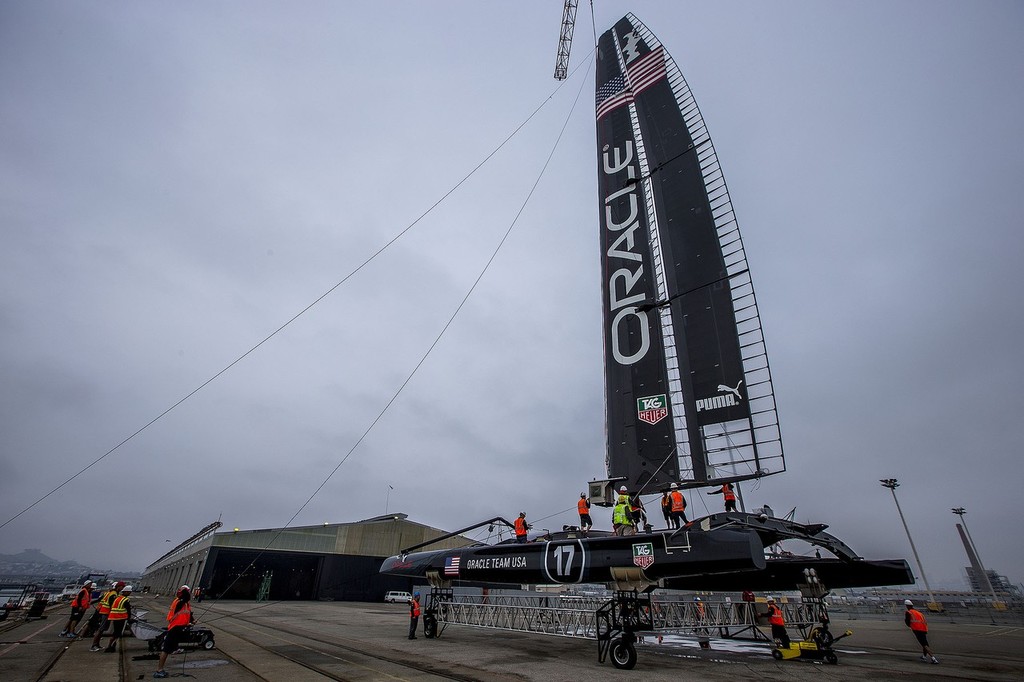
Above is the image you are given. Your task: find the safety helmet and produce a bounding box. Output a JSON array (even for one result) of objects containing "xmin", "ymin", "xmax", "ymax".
[
  {"xmin": 121, "ymin": 585, "xmax": 134, "ymax": 593},
  {"xmin": 766, "ymin": 596, "xmax": 775, "ymax": 602},
  {"xmin": 414, "ymin": 592, "xmax": 420, "ymax": 597},
  {"xmin": 114, "ymin": 581, "xmax": 126, "ymax": 590},
  {"xmin": 181, "ymin": 585, "xmax": 190, "ymax": 591},
  {"xmin": 904, "ymin": 599, "xmax": 914, "ymax": 606},
  {"xmin": 619, "ymin": 486, "xmax": 628, "ymax": 492},
  {"xmin": 669, "ymin": 483, "xmax": 678, "ymax": 490},
  {"xmin": 84, "ymin": 580, "xmax": 94, "ymax": 587},
  {"xmin": 581, "ymin": 492, "xmax": 586, "ymax": 497},
  {"xmin": 694, "ymin": 597, "xmax": 701, "ymax": 601},
  {"xmin": 519, "ymin": 511, "xmax": 526, "ymax": 516}
]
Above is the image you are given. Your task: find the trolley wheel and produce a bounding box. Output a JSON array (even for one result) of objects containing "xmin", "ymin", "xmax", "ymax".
[
  {"xmin": 610, "ymin": 638, "xmax": 637, "ymax": 670},
  {"xmin": 771, "ymin": 648, "xmax": 783, "ymax": 660},
  {"xmin": 423, "ymin": 615, "xmax": 437, "ymax": 639},
  {"xmin": 201, "ymin": 636, "xmax": 215, "ymax": 650},
  {"xmin": 825, "ymin": 652, "xmax": 838, "ymax": 665}
]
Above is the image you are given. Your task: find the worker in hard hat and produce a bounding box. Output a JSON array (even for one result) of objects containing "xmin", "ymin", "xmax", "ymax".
[
  {"xmin": 577, "ymin": 493, "xmax": 592, "ymax": 536},
  {"xmin": 669, "ymin": 482, "xmax": 687, "ymax": 528},
  {"xmin": 514, "ymin": 512, "xmax": 530, "ymax": 543},
  {"xmin": 59, "ymin": 580, "xmax": 94, "ymax": 638},
  {"xmin": 904, "ymin": 600, "xmax": 939, "ymax": 664},
  {"xmin": 765, "ymin": 596, "xmax": 790, "ymax": 648},
  {"xmin": 102, "ymin": 584, "xmax": 133, "ymax": 653},
  {"xmin": 612, "ymin": 491, "xmax": 633, "ymax": 536},
  {"xmin": 154, "ymin": 586, "xmax": 194, "ymax": 677}
]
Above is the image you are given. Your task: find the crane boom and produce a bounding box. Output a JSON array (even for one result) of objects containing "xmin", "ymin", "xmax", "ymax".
[{"xmin": 553, "ymin": 0, "xmax": 579, "ymax": 80}]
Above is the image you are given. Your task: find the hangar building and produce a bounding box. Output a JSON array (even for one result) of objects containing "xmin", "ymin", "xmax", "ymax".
[{"xmin": 141, "ymin": 514, "xmax": 472, "ymax": 601}]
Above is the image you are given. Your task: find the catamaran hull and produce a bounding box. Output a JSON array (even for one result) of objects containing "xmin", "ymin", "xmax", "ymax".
[{"xmin": 381, "ymin": 527, "xmax": 764, "ymax": 587}]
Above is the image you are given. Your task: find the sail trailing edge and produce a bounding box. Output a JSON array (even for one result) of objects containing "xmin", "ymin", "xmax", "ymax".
[{"xmin": 596, "ymin": 14, "xmax": 784, "ymax": 492}]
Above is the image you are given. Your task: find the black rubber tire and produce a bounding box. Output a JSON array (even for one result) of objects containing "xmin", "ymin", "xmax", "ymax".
[
  {"xmin": 202, "ymin": 636, "xmax": 215, "ymax": 650},
  {"xmin": 610, "ymin": 639, "xmax": 637, "ymax": 670},
  {"xmin": 423, "ymin": 615, "xmax": 437, "ymax": 639},
  {"xmin": 825, "ymin": 652, "xmax": 838, "ymax": 665},
  {"xmin": 771, "ymin": 648, "xmax": 783, "ymax": 660}
]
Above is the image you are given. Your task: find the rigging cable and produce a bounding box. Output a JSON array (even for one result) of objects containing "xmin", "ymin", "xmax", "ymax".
[{"xmin": 0, "ymin": 54, "xmax": 594, "ymax": 533}]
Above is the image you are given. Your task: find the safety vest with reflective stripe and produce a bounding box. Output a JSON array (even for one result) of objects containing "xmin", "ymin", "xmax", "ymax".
[
  {"xmin": 72, "ymin": 588, "xmax": 91, "ymax": 609},
  {"xmin": 613, "ymin": 502, "xmax": 631, "ymax": 526},
  {"xmin": 167, "ymin": 600, "xmax": 192, "ymax": 628},
  {"xmin": 578, "ymin": 498, "xmax": 590, "ymax": 515},
  {"xmin": 768, "ymin": 604, "xmax": 784, "ymax": 626},
  {"xmin": 906, "ymin": 608, "xmax": 927, "ymax": 632},
  {"xmin": 97, "ymin": 590, "xmax": 117, "ymax": 615},
  {"xmin": 670, "ymin": 491, "xmax": 686, "ymax": 512},
  {"xmin": 108, "ymin": 595, "xmax": 130, "ymax": 620},
  {"xmin": 722, "ymin": 485, "xmax": 736, "ymax": 502},
  {"xmin": 410, "ymin": 598, "xmax": 421, "ymax": 618},
  {"xmin": 514, "ymin": 517, "xmax": 527, "ymax": 537}
]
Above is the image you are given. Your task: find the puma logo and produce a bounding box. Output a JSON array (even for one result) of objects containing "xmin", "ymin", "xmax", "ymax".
[{"xmin": 717, "ymin": 380, "xmax": 744, "ymax": 402}]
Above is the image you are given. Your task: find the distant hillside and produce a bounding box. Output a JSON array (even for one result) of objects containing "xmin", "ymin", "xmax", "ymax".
[{"xmin": 0, "ymin": 548, "xmax": 92, "ymax": 578}]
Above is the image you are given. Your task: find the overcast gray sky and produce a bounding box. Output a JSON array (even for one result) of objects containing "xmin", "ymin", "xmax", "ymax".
[{"xmin": 2, "ymin": 1, "xmax": 1021, "ymax": 589}]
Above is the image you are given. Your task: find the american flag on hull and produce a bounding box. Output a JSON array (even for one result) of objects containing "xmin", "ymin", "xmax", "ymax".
[
  {"xmin": 596, "ymin": 47, "xmax": 666, "ymax": 120},
  {"xmin": 444, "ymin": 555, "xmax": 460, "ymax": 576}
]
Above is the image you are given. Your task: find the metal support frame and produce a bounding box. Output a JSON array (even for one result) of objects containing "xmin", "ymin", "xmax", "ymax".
[{"xmin": 596, "ymin": 590, "xmax": 653, "ymax": 665}]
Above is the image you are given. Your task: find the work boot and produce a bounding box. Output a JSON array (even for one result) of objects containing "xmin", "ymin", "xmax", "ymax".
[{"xmin": 931, "ymin": 656, "xmax": 939, "ymax": 664}]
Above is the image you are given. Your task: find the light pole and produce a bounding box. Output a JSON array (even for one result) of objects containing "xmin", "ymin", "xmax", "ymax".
[
  {"xmin": 952, "ymin": 507, "xmax": 1000, "ymax": 606},
  {"xmin": 385, "ymin": 485, "xmax": 393, "ymax": 515},
  {"xmin": 880, "ymin": 478, "xmax": 937, "ymax": 608}
]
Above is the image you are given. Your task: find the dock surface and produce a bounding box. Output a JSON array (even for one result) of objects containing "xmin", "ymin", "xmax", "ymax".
[{"xmin": 2, "ymin": 595, "xmax": 1022, "ymax": 680}]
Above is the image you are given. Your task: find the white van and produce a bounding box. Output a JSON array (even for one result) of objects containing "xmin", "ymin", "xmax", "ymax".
[{"xmin": 384, "ymin": 591, "xmax": 412, "ymax": 603}]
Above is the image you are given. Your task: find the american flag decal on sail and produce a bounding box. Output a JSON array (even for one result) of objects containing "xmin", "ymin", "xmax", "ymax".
[
  {"xmin": 596, "ymin": 47, "xmax": 666, "ymax": 120},
  {"xmin": 444, "ymin": 555, "xmax": 460, "ymax": 576}
]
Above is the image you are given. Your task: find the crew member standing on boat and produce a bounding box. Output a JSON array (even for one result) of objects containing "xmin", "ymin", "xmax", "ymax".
[
  {"xmin": 708, "ymin": 482, "xmax": 737, "ymax": 512},
  {"xmin": 660, "ymin": 491, "xmax": 672, "ymax": 529},
  {"xmin": 408, "ymin": 592, "xmax": 421, "ymax": 639},
  {"xmin": 669, "ymin": 483, "xmax": 687, "ymax": 527},
  {"xmin": 904, "ymin": 600, "xmax": 939, "ymax": 664},
  {"xmin": 514, "ymin": 512, "xmax": 529, "ymax": 543},
  {"xmin": 577, "ymin": 493, "xmax": 592, "ymax": 536},
  {"xmin": 613, "ymin": 492, "xmax": 633, "ymax": 536}
]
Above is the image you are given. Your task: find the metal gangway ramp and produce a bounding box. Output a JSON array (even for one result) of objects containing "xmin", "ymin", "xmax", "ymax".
[{"xmin": 425, "ymin": 591, "xmax": 824, "ymax": 642}]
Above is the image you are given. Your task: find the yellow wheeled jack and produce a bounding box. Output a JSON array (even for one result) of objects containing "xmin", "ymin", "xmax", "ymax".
[{"xmin": 771, "ymin": 621, "xmax": 852, "ymax": 665}]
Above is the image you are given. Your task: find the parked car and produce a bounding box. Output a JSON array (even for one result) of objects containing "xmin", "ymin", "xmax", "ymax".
[{"xmin": 384, "ymin": 591, "xmax": 411, "ymax": 603}]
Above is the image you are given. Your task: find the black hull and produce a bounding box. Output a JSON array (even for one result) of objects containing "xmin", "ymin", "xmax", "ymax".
[{"xmin": 381, "ymin": 527, "xmax": 763, "ymax": 587}]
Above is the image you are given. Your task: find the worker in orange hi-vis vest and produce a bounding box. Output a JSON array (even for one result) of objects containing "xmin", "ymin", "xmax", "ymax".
[
  {"xmin": 669, "ymin": 483, "xmax": 688, "ymax": 527},
  {"xmin": 577, "ymin": 493, "xmax": 592, "ymax": 536},
  {"xmin": 514, "ymin": 512, "xmax": 530, "ymax": 543},
  {"xmin": 904, "ymin": 600, "xmax": 939, "ymax": 664},
  {"xmin": 102, "ymin": 585, "xmax": 133, "ymax": 653},
  {"xmin": 707, "ymin": 482, "xmax": 737, "ymax": 512},
  {"xmin": 409, "ymin": 592, "xmax": 422, "ymax": 639},
  {"xmin": 766, "ymin": 596, "xmax": 790, "ymax": 648},
  {"xmin": 59, "ymin": 580, "xmax": 93, "ymax": 638}
]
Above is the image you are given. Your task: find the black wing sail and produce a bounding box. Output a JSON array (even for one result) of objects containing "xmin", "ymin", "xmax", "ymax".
[{"xmin": 597, "ymin": 14, "xmax": 784, "ymax": 491}]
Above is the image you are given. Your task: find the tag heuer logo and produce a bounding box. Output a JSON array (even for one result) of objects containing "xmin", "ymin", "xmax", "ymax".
[
  {"xmin": 637, "ymin": 394, "xmax": 668, "ymax": 425},
  {"xmin": 632, "ymin": 542, "xmax": 655, "ymax": 569}
]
